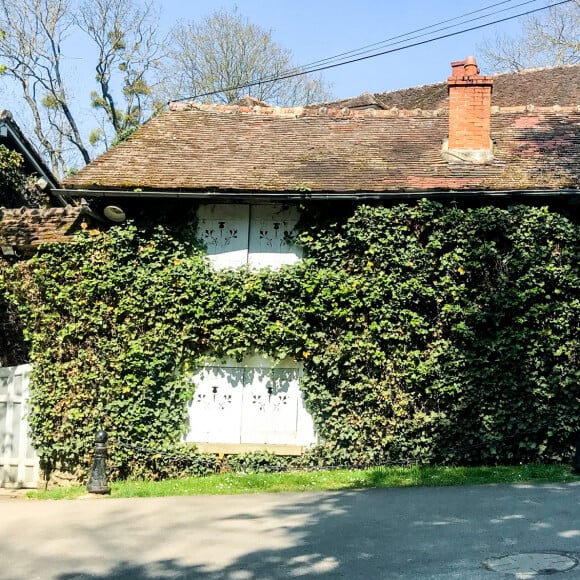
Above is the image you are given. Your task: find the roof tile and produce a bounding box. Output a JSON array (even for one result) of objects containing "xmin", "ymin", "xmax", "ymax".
[{"xmin": 0, "ymin": 206, "xmax": 84, "ymax": 250}]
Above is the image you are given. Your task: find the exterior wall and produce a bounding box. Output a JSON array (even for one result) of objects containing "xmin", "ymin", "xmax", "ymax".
[
  {"xmin": 186, "ymin": 355, "xmax": 317, "ymax": 453},
  {"xmin": 0, "ymin": 364, "xmax": 39, "ymax": 488},
  {"xmin": 196, "ymin": 203, "xmax": 302, "ymax": 270}
]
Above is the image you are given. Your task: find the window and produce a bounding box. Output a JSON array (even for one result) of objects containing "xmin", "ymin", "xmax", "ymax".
[{"xmin": 196, "ymin": 203, "xmax": 301, "ymax": 269}]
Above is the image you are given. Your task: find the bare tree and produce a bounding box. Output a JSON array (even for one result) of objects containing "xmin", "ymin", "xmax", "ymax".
[
  {"xmin": 0, "ymin": 0, "xmax": 164, "ymax": 178},
  {"xmin": 160, "ymin": 10, "xmax": 331, "ymax": 106},
  {"xmin": 0, "ymin": 0, "xmax": 88, "ymax": 177},
  {"xmin": 479, "ymin": 1, "xmax": 580, "ymax": 73},
  {"xmin": 76, "ymin": 0, "xmax": 166, "ymax": 149}
]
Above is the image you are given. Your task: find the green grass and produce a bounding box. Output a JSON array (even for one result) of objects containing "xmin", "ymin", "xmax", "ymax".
[{"xmin": 26, "ymin": 463, "xmax": 580, "ymax": 500}]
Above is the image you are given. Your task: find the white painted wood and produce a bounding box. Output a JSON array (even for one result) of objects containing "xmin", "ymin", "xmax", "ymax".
[
  {"xmin": 240, "ymin": 366, "xmax": 302, "ymax": 444},
  {"xmin": 248, "ymin": 205, "xmax": 302, "ymax": 270},
  {"xmin": 196, "ymin": 204, "xmax": 250, "ymax": 269},
  {"xmin": 0, "ymin": 364, "xmax": 39, "ymax": 488},
  {"xmin": 186, "ymin": 366, "xmax": 244, "ymax": 444},
  {"xmin": 186, "ymin": 357, "xmax": 317, "ymax": 448},
  {"xmin": 196, "ymin": 203, "xmax": 302, "ymax": 270}
]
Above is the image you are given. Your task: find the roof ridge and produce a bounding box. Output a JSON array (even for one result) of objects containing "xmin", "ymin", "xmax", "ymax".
[
  {"xmin": 491, "ymin": 61, "xmax": 580, "ymax": 78},
  {"xmin": 168, "ymin": 101, "xmax": 580, "ymax": 118},
  {"xmin": 168, "ymin": 101, "xmax": 450, "ymax": 118}
]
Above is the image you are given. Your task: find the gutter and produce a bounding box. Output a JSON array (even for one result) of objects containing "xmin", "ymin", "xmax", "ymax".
[{"xmin": 54, "ymin": 188, "xmax": 580, "ymax": 202}]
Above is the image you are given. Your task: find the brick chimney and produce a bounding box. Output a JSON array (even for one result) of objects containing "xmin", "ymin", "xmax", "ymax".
[{"xmin": 446, "ymin": 56, "xmax": 494, "ymax": 159}]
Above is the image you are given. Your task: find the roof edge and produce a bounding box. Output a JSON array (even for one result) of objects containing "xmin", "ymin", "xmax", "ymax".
[{"xmin": 55, "ymin": 188, "xmax": 580, "ymax": 202}]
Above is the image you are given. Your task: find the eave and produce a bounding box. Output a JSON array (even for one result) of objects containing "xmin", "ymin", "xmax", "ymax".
[{"xmin": 55, "ymin": 188, "xmax": 580, "ymax": 203}]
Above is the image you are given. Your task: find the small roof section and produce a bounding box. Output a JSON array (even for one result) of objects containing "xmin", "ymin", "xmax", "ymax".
[
  {"xmin": 323, "ymin": 63, "xmax": 580, "ymax": 111},
  {"xmin": 0, "ymin": 206, "xmax": 84, "ymax": 252},
  {"xmin": 0, "ymin": 111, "xmax": 59, "ymax": 190}
]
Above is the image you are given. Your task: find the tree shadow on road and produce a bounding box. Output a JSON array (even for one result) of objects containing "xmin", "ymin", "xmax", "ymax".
[{"xmin": 45, "ymin": 482, "xmax": 580, "ymax": 580}]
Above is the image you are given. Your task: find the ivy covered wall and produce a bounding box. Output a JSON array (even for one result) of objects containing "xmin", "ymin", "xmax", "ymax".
[{"xmin": 1, "ymin": 200, "xmax": 578, "ymax": 478}]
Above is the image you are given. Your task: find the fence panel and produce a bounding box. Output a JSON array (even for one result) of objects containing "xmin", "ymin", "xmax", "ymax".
[{"xmin": 0, "ymin": 364, "xmax": 39, "ymax": 488}]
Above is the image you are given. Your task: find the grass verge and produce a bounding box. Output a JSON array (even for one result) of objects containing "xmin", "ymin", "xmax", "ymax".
[{"xmin": 26, "ymin": 463, "xmax": 579, "ymax": 500}]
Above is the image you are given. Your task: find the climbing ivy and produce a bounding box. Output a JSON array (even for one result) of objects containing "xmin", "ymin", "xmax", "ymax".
[
  {"xmin": 3, "ymin": 200, "xmax": 579, "ymax": 479},
  {"xmin": 5, "ymin": 225, "xmax": 215, "ymax": 478},
  {"xmin": 295, "ymin": 202, "xmax": 580, "ymax": 465},
  {"xmin": 0, "ymin": 144, "xmax": 45, "ymax": 207}
]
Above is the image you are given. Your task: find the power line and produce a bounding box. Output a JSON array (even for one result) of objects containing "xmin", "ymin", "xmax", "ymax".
[
  {"xmin": 174, "ymin": 0, "xmax": 572, "ymax": 104},
  {"xmin": 252, "ymin": 0, "xmax": 543, "ymax": 84}
]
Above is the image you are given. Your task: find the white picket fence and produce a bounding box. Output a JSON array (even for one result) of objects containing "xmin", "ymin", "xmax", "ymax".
[{"xmin": 0, "ymin": 364, "xmax": 39, "ymax": 488}]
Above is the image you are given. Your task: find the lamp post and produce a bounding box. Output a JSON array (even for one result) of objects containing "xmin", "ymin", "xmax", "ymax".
[{"xmin": 572, "ymin": 433, "xmax": 580, "ymax": 474}]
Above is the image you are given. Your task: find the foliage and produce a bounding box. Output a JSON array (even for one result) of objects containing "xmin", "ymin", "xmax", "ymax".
[
  {"xmin": 3, "ymin": 201, "xmax": 579, "ymax": 479},
  {"xmin": 6, "ymin": 224, "xmax": 213, "ymax": 478},
  {"xmin": 0, "ymin": 143, "xmax": 46, "ymax": 210},
  {"xmin": 294, "ymin": 202, "xmax": 580, "ymax": 465},
  {"xmin": 159, "ymin": 9, "xmax": 331, "ymax": 106},
  {"xmin": 0, "ymin": 261, "xmax": 28, "ymax": 367}
]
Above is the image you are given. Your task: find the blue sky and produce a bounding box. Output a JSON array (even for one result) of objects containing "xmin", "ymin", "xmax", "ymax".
[{"xmin": 155, "ymin": 0, "xmax": 529, "ymax": 99}]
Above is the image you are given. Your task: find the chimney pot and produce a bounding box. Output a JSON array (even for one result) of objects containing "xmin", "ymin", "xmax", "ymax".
[{"xmin": 464, "ymin": 55, "xmax": 479, "ymax": 76}]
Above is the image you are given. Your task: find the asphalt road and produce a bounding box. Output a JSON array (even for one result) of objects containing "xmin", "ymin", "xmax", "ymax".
[{"xmin": 1, "ymin": 482, "xmax": 580, "ymax": 579}]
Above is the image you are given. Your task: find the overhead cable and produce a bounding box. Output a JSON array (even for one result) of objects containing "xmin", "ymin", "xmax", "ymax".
[{"xmin": 173, "ymin": 0, "xmax": 572, "ymax": 103}]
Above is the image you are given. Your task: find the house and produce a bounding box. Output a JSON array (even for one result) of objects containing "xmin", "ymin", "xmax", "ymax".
[{"xmin": 59, "ymin": 56, "xmax": 580, "ymax": 454}]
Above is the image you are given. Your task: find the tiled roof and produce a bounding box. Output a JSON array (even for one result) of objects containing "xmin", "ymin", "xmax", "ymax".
[
  {"xmin": 0, "ymin": 206, "xmax": 84, "ymax": 251},
  {"xmin": 324, "ymin": 63, "xmax": 580, "ymax": 111},
  {"xmin": 62, "ymin": 101, "xmax": 580, "ymax": 194}
]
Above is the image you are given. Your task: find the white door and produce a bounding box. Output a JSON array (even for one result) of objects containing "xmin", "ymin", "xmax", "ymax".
[
  {"xmin": 187, "ymin": 366, "xmax": 245, "ymax": 443},
  {"xmin": 0, "ymin": 364, "xmax": 39, "ymax": 488},
  {"xmin": 186, "ymin": 357, "xmax": 316, "ymax": 448}
]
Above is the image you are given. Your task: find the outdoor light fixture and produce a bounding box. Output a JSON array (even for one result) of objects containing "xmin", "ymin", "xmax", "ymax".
[
  {"xmin": 103, "ymin": 205, "xmax": 126, "ymax": 222},
  {"xmin": 35, "ymin": 177, "xmax": 49, "ymax": 191}
]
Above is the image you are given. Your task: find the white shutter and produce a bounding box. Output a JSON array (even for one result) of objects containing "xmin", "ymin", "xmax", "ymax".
[
  {"xmin": 196, "ymin": 204, "xmax": 249, "ymax": 269},
  {"xmin": 186, "ymin": 357, "xmax": 316, "ymax": 448},
  {"xmin": 196, "ymin": 203, "xmax": 302, "ymax": 270},
  {"xmin": 248, "ymin": 205, "xmax": 302, "ymax": 269},
  {"xmin": 240, "ymin": 366, "xmax": 302, "ymax": 444},
  {"xmin": 186, "ymin": 366, "xmax": 244, "ymax": 444}
]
